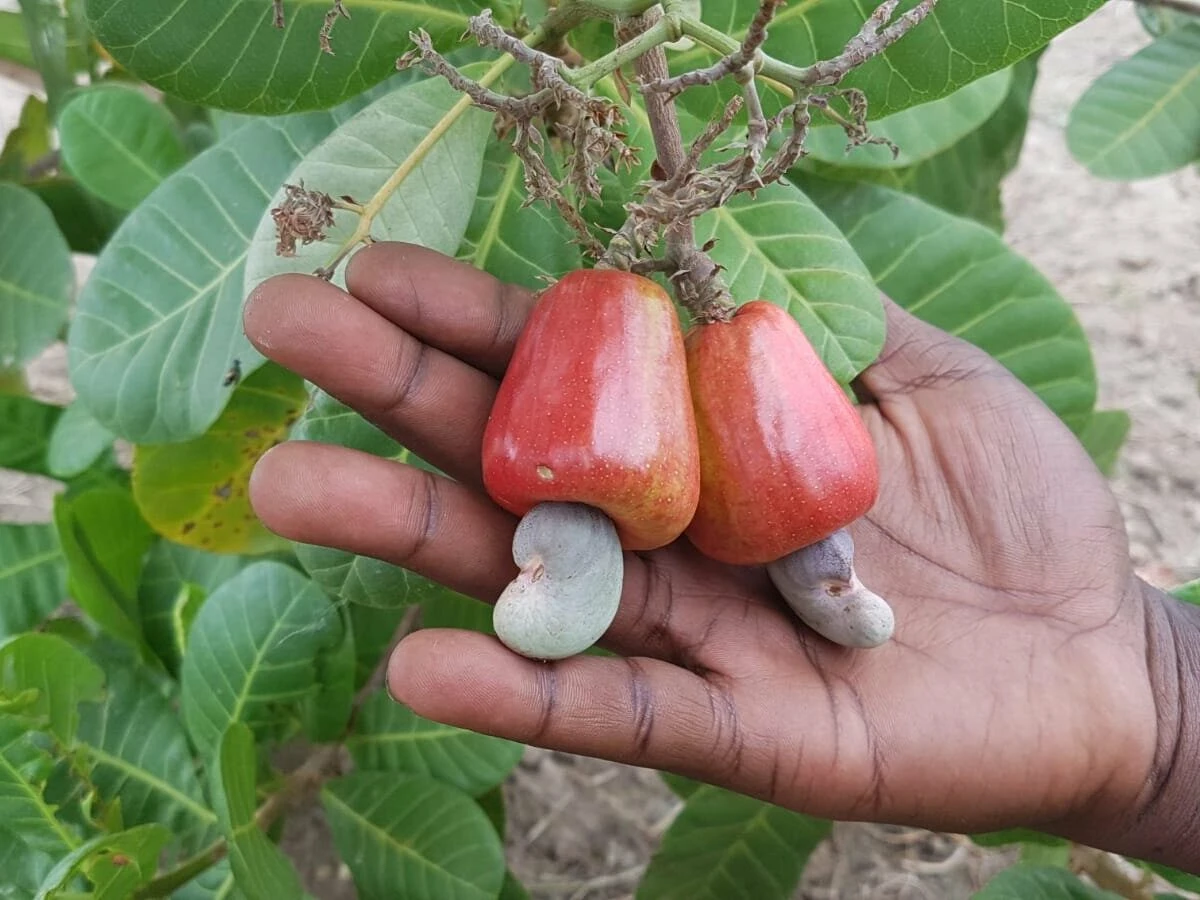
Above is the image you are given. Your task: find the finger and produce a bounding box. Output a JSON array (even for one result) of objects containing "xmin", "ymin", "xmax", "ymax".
[
  {"xmin": 248, "ymin": 440, "xmax": 753, "ymax": 664},
  {"xmin": 853, "ymin": 295, "xmax": 1012, "ymax": 403},
  {"xmin": 249, "ymin": 441, "xmax": 517, "ymax": 602},
  {"xmin": 345, "ymin": 242, "xmax": 539, "ymax": 378},
  {"xmin": 388, "ymin": 629, "xmax": 789, "ymax": 786},
  {"xmin": 244, "ymin": 272, "xmax": 498, "ymax": 485}
]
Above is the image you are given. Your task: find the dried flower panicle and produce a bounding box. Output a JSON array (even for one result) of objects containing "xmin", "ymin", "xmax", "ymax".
[{"xmin": 271, "ymin": 182, "xmax": 336, "ymax": 257}]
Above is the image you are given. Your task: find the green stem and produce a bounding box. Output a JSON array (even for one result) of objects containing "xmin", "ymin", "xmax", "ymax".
[
  {"xmin": 564, "ymin": 17, "xmax": 674, "ymax": 88},
  {"xmin": 133, "ymin": 840, "xmax": 227, "ymax": 899},
  {"xmin": 677, "ymin": 16, "xmax": 805, "ymax": 90}
]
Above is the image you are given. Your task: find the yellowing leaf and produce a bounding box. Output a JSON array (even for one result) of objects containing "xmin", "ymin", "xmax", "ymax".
[{"xmin": 131, "ymin": 363, "xmax": 306, "ymax": 553}]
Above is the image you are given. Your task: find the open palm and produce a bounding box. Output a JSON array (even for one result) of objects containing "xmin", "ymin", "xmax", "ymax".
[{"xmin": 245, "ymin": 242, "xmax": 1157, "ymax": 840}]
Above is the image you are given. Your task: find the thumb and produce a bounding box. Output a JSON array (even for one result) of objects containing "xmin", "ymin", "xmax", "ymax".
[{"xmin": 853, "ymin": 295, "xmax": 1012, "ymax": 404}]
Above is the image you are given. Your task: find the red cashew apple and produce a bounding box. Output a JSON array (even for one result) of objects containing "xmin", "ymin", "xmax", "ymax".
[
  {"xmin": 684, "ymin": 299, "xmax": 880, "ymax": 566},
  {"xmin": 482, "ymin": 268, "xmax": 701, "ymax": 552}
]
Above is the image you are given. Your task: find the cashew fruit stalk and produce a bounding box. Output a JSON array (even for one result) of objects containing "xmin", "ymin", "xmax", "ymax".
[
  {"xmin": 482, "ymin": 269, "xmax": 700, "ymax": 551},
  {"xmin": 493, "ymin": 502, "xmax": 623, "ymax": 660}
]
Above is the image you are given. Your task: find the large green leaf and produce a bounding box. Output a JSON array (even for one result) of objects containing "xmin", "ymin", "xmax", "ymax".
[
  {"xmin": 796, "ymin": 176, "xmax": 1097, "ymax": 425},
  {"xmin": 131, "ymin": 363, "xmax": 306, "ymax": 555},
  {"xmin": 0, "ymin": 524, "xmax": 66, "ymax": 639},
  {"xmin": 180, "ymin": 561, "xmax": 342, "ymax": 758},
  {"xmin": 0, "ymin": 714, "xmax": 78, "ymax": 860},
  {"xmin": 65, "ymin": 78, "xmax": 406, "ymax": 445},
  {"xmin": 672, "ymin": 0, "xmax": 1104, "ymax": 119},
  {"xmin": 289, "ymin": 389, "xmax": 451, "ymax": 609},
  {"xmin": 244, "ymin": 73, "xmax": 492, "ymax": 293},
  {"xmin": 33, "ymin": 823, "xmax": 172, "ymax": 899},
  {"xmin": 77, "ymin": 662, "xmax": 220, "ymax": 855},
  {"xmin": 322, "ymin": 772, "xmax": 506, "ymax": 900},
  {"xmin": 210, "ymin": 723, "xmax": 304, "ymax": 900},
  {"xmin": 138, "ymin": 541, "xmax": 247, "ymax": 676},
  {"xmin": 346, "ymin": 691, "xmax": 523, "ymax": 796},
  {"xmin": 0, "ymin": 633, "xmax": 104, "ymax": 746},
  {"xmin": 1066, "ymin": 23, "xmax": 1200, "ymax": 180},
  {"xmin": 53, "ymin": 486, "xmax": 155, "ymax": 654},
  {"xmin": 971, "ymin": 865, "xmax": 1122, "ymax": 898},
  {"xmin": 806, "ymin": 67, "xmax": 1012, "ymax": 169},
  {"xmin": 797, "ymin": 57, "xmax": 1040, "ymax": 231},
  {"xmin": 58, "ymin": 84, "xmax": 188, "ymax": 211},
  {"xmin": 456, "ymin": 134, "xmax": 582, "ymax": 287},
  {"xmin": 636, "ymin": 785, "xmax": 830, "ymax": 899},
  {"xmin": 0, "ymin": 394, "xmax": 61, "ymax": 476},
  {"xmin": 0, "ymin": 184, "xmax": 73, "ymax": 369},
  {"xmin": 692, "ymin": 181, "xmax": 884, "ymax": 384},
  {"xmin": 87, "ymin": 0, "xmax": 503, "ymax": 115},
  {"xmin": 0, "ymin": 824, "xmax": 55, "ymax": 900},
  {"xmin": 348, "ymin": 603, "xmax": 408, "ymax": 688}
]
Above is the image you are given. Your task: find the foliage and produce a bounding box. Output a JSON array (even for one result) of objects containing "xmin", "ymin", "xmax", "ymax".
[{"xmin": 0, "ymin": 0, "xmax": 1193, "ymax": 896}]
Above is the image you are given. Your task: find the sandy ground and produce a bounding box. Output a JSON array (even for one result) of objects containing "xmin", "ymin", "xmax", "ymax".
[{"xmin": 1, "ymin": 1, "xmax": 1197, "ymax": 897}]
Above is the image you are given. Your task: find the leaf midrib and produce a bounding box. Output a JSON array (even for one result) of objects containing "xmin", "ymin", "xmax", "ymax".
[{"xmin": 83, "ymin": 744, "xmax": 219, "ymax": 826}]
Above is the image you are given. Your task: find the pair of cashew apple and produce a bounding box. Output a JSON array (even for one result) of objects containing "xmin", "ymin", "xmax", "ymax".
[{"xmin": 481, "ymin": 269, "xmax": 893, "ymax": 660}]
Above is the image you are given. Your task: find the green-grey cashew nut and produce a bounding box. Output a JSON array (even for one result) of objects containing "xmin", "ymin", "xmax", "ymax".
[
  {"xmin": 492, "ymin": 501, "xmax": 624, "ymax": 661},
  {"xmin": 766, "ymin": 529, "xmax": 895, "ymax": 649}
]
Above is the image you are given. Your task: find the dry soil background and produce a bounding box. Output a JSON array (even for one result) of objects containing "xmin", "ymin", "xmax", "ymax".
[{"xmin": 1, "ymin": 2, "xmax": 1197, "ymax": 897}]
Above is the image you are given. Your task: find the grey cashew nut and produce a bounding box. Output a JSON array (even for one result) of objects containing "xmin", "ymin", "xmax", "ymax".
[
  {"xmin": 766, "ymin": 529, "xmax": 895, "ymax": 649},
  {"xmin": 493, "ymin": 501, "xmax": 624, "ymax": 661}
]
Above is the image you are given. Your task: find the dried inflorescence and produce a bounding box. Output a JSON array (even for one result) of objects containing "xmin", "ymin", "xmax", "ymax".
[{"xmin": 271, "ymin": 182, "xmax": 336, "ymax": 257}]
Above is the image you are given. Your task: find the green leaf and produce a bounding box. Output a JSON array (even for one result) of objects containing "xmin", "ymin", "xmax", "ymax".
[
  {"xmin": 0, "ymin": 95, "xmax": 51, "ymax": 181},
  {"xmin": 0, "ymin": 394, "xmax": 61, "ymax": 476},
  {"xmin": 180, "ymin": 561, "xmax": 342, "ymax": 758},
  {"xmin": 0, "ymin": 714, "xmax": 79, "ymax": 860},
  {"xmin": 138, "ymin": 541, "xmax": 247, "ymax": 676},
  {"xmin": 46, "ymin": 402, "xmax": 117, "ymax": 480},
  {"xmin": 26, "ymin": 176, "xmax": 125, "ymax": 256},
  {"xmin": 289, "ymin": 390, "xmax": 449, "ymax": 609},
  {"xmin": 87, "ymin": 0, "xmax": 498, "ymax": 115},
  {"xmin": 131, "ymin": 363, "xmax": 306, "ymax": 555},
  {"xmin": 1171, "ymin": 579, "xmax": 1200, "ymax": 605},
  {"xmin": 65, "ymin": 81, "xmax": 401, "ymax": 446},
  {"xmin": 210, "ymin": 723, "xmax": 304, "ymax": 900},
  {"xmin": 796, "ymin": 58, "xmax": 1039, "ymax": 231},
  {"xmin": 16, "ymin": 0, "xmax": 73, "ymax": 115},
  {"xmin": 346, "ymin": 691, "xmax": 523, "ymax": 796},
  {"xmin": 58, "ymin": 85, "xmax": 188, "ymax": 211},
  {"xmin": 971, "ymin": 865, "xmax": 1122, "ymax": 899},
  {"xmin": 244, "ymin": 73, "xmax": 493, "ymax": 293},
  {"xmin": 0, "ymin": 824, "xmax": 55, "ymax": 900},
  {"xmin": 420, "ymin": 591, "xmax": 496, "ymax": 636},
  {"xmin": 322, "ymin": 772, "xmax": 506, "ymax": 900},
  {"xmin": 300, "ymin": 605, "xmax": 356, "ymax": 742},
  {"xmin": 348, "ymin": 603, "xmax": 407, "ymax": 688},
  {"xmin": 172, "ymin": 859, "xmax": 241, "ymax": 900},
  {"xmin": 659, "ymin": 772, "xmax": 703, "ymax": 800},
  {"xmin": 796, "ymin": 176, "xmax": 1098, "ymax": 425},
  {"xmin": 0, "ymin": 184, "xmax": 73, "ymax": 369},
  {"xmin": 0, "ymin": 633, "xmax": 104, "ymax": 745},
  {"xmin": 969, "ymin": 828, "xmax": 1069, "ymax": 848},
  {"xmin": 1142, "ymin": 862, "xmax": 1200, "ymax": 893},
  {"xmin": 33, "ymin": 823, "xmax": 172, "ymax": 899},
  {"xmin": 673, "ymin": 0, "xmax": 1103, "ymax": 119},
  {"xmin": 53, "ymin": 486, "xmax": 156, "ymax": 653},
  {"xmin": 636, "ymin": 785, "xmax": 830, "ymax": 900},
  {"xmin": 692, "ymin": 181, "xmax": 884, "ymax": 384},
  {"xmin": 0, "ymin": 524, "xmax": 66, "ymax": 638},
  {"xmin": 1073, "ymin": 410, "xmax": 1131, "ymax": 476},
  {"xmin": 806, "ymin": 67, "xmax": 1012, "ymax": 169},
  {"xmin": 1067, "ymin": 23, "xmax": 1200, "ymax": 180},
  {"xmin": 77, "ymin": 662, "xmax": 220, "ymax": 854},
  {"xmin": 457, "ymin": 134, "xmax": 582, "ymax": 286}
]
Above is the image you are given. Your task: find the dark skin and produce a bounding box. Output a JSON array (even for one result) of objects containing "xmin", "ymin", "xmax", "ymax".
[{"xmin": 244, "ymin": 242, "xmax": 1199, "ymax": 872}]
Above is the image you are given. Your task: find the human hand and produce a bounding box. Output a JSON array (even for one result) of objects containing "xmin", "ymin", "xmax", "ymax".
[{"xmin": 243, "ymin": 242, "xmax": 1172, "ymax": 853}]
